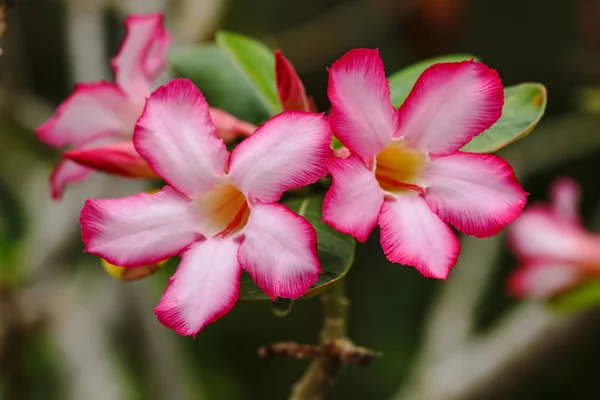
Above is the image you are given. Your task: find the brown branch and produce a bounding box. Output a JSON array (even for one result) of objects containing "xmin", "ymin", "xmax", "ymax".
[{"xmin": 275, "ymin": 281, "xmax": 378, "ymax": 400}]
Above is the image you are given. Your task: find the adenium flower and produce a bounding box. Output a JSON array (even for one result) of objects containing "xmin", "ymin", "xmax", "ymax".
[
  {"xmin": 323, "ymin": 49, "xmax": 527, "ymax": 279},
  {"xmin": 507, "ymin": 178, "xmax": 600, "ymax": 299},
  {"xmin": 80, "ymin": 78, "xmax": 332, "ymax": 336},
  {"xmin": 36, "ymin": 14, "xmax": 255, "ymax": 199}
]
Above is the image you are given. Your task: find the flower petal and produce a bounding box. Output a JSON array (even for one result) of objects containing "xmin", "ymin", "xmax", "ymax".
[
  {"xmin": 550, "ymin": 177, "xmax": 582, "ymax": 226},
  {"xmin": 328, "ymin": 48, "xmax": 397, "ymax": 161},
  {"xmin": 229, "ymin": 111, "xmax": 331, "ymax": 202},
  {"xmin": 423, "ymin": 152, "xmax": 526, "ymax": 238},
  {"xmin": 155, "ymin": 239, "xmax": 241, "ymax": 336},
  {"xmin": 36, "ymin": 83, "xmax": 135, "ymax": 148},
  {"xmin": 378, "ymin": 195, "xmax": 460, "ymax": 279},
  {"xmin": 323, "ymin": 155, "xmax": 383, "ymax": 242},
  {"xmin": 397, "ymin": 61, "xmax": 504, "ymax": 156},
  {"xmin": 507, "ymin": 262, "xmax": 581, "ymax": 299},
  {"xmin": 275, "ymin": 50, "xmax": 311, "ymax": 112},
  {"xmin": 64, "ymin": 141, "xmax": 158, "ymax": 178},
  {"xmin": 508, "ymin": 206, "xmax": 600, "ymax": 267},
  {"xmin": 111, "ymin": 14, "xmax": 170, "ymax": 99},
  {"xmin": 209, "ymin": 107, "xmax": 256, "ymax": 142},
  {"xmin": 50, "ymin": 159, "xmax": 93, "ymax": 200},
  {"xmin": 80, "ymin": 186, "xmax": 200, "ymax": 267},
  {"xmin": 134, "ymin": 79, "xmax": 228, "ymax": 195},
  {"xmin": 238, "ymin": 202, "xmax": 321, "ymax": 299}
]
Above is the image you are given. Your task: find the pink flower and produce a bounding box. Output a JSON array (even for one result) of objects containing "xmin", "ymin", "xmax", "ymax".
[
  {"xmin": 275, "ymin": 50, "xmax": 316, "ymax": 112},
  {"xmin": 322, "ymin": 49, "xmax": 527, "ymax": 279},
  {"xmin": 507, "ymin": 178, "xmax": 600, "ymax": 299},
  {"xmin": 36, "ymin": 14, "xmax": 255, "ymax": 199},
  {"xmin": 80, "ymin": 78, "xmax": 332, "ymax": 336}
]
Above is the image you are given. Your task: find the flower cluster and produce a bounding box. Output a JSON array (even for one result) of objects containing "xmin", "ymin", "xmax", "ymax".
[{"xmin": 37, "ymin": 13, "xmax": 527, "ymax": 336}]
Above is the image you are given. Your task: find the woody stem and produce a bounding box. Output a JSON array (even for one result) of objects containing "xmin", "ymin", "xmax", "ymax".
[{"xmin": 288, "ymin": 281, "xmax": 350, "ymax": 400}]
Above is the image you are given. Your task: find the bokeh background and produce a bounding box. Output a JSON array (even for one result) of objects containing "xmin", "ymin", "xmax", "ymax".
[{"xmin": 2, "ymin": 0, "xmax": 600, "ymax": 399}]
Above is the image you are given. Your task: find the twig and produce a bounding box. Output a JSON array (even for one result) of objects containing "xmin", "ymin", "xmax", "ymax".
[{"xmin": 283, "ymin": 281, "xmax": 378, "ymax": 400}]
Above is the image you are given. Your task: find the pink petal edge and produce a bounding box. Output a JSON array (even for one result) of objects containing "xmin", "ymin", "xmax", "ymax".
[
  {"xmin": 378, "ymin": 196, "xmax": 460, "ymax": 279},
  {"xmin": 322, "ymin": 155, "xmax": 383, "ymax": 242},
  {"xmin": 423, "ymin": 152, "xmax": 527, "ymax": 238},
  {"xmin": 80, "ymin": 186, "xmax": 200, "ymax": 267},
  {"xmin": 238, "ymin": 202, "xmax": 321, "ymax": 300},
  {"xmin": 327, "ymin": 48, "xmax": 397, "ymax": 162},
  {"xmin": 155, "ymin": 238, "xmax": 241, "ymax": 337},
  {"xmin": 397, "ymin": 60, "xmax": 504, "ymax": 156}
]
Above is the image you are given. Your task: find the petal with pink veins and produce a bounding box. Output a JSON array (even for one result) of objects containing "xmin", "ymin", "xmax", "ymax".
[
  {"xmin": 423, "ymin": 152, "xmax": 526, "ymax": 238},
  {"xmin": 80, "ymin": 186, "xmax": 200, "ymax": 267},
  {"xmin": 134, "ymin": 79, "xmax": 229, "ymax": 195},
  {"xmin": 64, "ymin": 141, "xmax": 158, "ymax": 179},
  {"xmin": 378, "ymin": 195, "xmax": 460, "ymax": 279},
  {"xmin": 323, "ymin": 155, "xmax": 383, "ymax": 242},
  {"xmin": 238, "ymin": 202, "xmax": 321, "ymax": 300},
  {"xmin": 155, "ymin": 238, "xmax": 241, "ymax": 336},
  {"xmin": 50, "ymin": 159, "xmax": 93, "ymax": 200},
  {"xmin": 36, "ymin": 83, "xmax": 135, "ymax": 148},
  {"xmin": 397, "ymin": 61, "xmax": 504, "ymax": 156},
  {"xmin": 229, "ymin": 111, "xmax": 331, "ymax": 202},
  {"xmin": 507, "ymin": 262, "xmax": 581, "ymax": 299},
  {"xmin": 111, "ymin": 14, "xmax": 170, "ymax": 99},
  {"xmin": 328, "ymin": 48, "xmax": 397, "ymax": 162},
  {"xmin": 275, "ymin": 50, "xmax": 311, "ymax": 112},
  {"xmin": 209, "ymin": 107, "xmax": 256, "ymax": 142}
]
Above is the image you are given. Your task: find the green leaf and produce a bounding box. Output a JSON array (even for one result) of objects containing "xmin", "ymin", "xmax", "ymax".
[
  {"xmin": 238, "ymin": 196, "xmax": 356, "ymax": 301},
  {"xmin": 170, "ymin": 45, "xmax": 271, "ymax": 125},
  {"xmin": 549, "ymin": 280, "xmax": 600, "ymax": 313},
  {"xmin": 388, "ymin": 54, "xmax": 478, "ymax": 108},
  {"xmin": 461, "ymin": 83, "xmax": 547, "ymax": 153},
  {"xmin": 215, "ymin": 31, "xmax": 281, "ymax": 116}
]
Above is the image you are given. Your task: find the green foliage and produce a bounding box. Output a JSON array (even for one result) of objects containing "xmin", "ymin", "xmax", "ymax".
[
  {"xmin": 170, "ymin": 30, "xmax": 281, "ymax": 126},
  {"xmin": 215, "ymin": 31, "xmax": 282, "ymax": 115},
  {"xmin": 0, "ymin": 176, "xmax": 26, "ymax": 285},
  {"xmin": 170, "ymin": 45, "xmax": 271, "ymax": 125},
  {"xmin": 549, "ymin": 280, "xmax": 600, "ymax": 313},
  {"xmin": 238, "ymin": 196, "xmax": 356, "ymax": 302},
  {"xmin": 462, "ymin": 83, "xmax": 547, "ymax": 153}
]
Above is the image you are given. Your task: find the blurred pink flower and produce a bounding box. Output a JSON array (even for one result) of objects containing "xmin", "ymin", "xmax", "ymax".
[
  {"xmin": 322, "ymin": 48, "xmax": 527, "ymax": 279},
  {"xmin": 80, "ymin": 79, "xmax": 332, "ymax": 336},
  {"xmin": 36, "ymin": 14, "xmax": 255, "ymax": 199},
  {"xmin": 508, "ymin": 178, "xmax": 600, "ymax": 299}
]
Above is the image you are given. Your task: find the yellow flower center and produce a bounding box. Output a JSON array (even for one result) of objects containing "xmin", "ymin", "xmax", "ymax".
[
  {"xmin": 374, "ymin": 139, "xmax": 429, "ymax": 194},
  {"xmin": 193, "ymin": 182, "xmax": 250, "ymax": 238}
]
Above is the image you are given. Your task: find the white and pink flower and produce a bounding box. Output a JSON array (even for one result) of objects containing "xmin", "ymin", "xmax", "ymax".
[
  {"xmin": 80, "ymin": 78, "xmax": 332, "ymax": 336},
  {"xmin": 36, "ymin": 14, "xmax": 255, "ymax": 199},
  {"xmin": 322, "ymin": 49, "xmax": 527, "ymax": 279},
  {"xmin": 507, "ymin": 178, "xmax": 600, "ymax": 299}
]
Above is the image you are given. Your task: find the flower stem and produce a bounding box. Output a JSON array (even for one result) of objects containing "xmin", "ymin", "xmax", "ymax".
[{"xmin": 288, "ymin": 281, "xmax": 350, "ymax": 400}]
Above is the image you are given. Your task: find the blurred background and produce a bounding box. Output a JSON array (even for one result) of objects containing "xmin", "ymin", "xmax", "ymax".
[{"xmin": 2, "ymin": 0, "xmax": 600, "ymax": 399}]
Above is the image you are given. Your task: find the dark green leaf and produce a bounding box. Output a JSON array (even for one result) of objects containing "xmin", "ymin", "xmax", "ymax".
[
  {"xmin": 238, "ymin": 196, "xmax": 356, "ymax": 301},
  {"xmin": 461, "ymin": 83, "xmax": 547, "ymax": 153},
  {"xmin": 215, "ymin": 31, "xmax": 281, "ymax": 116},
  {"xmin": 388, "ymin": 54, "xmax": 478, "ymax": 108},
  {"xmin": 170, "ymin": 44, "xmax": 270, "ymax": 125}
]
